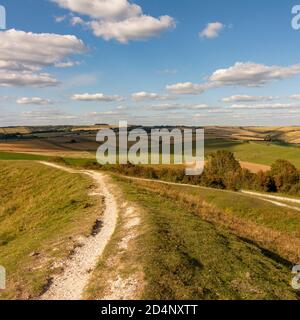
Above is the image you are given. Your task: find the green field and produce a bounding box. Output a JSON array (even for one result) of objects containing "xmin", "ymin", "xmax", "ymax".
[
  {"xmin": 206, "ymin": 140, "xmax": 300, "ymax": 167},
  {"xmin": 0, "ymin": 161, "xmax": 101, "ymax": 300},
  {"xmin": 113, "ymin": 177, "xmax": 299, "ymax": 300},
  {"xmin": 2, "ymin": 138, "xmax": 300, "ymax": 168},
  {"xmin": 0, "ymin": 151, "xmax": 50, "ymax": 161}
]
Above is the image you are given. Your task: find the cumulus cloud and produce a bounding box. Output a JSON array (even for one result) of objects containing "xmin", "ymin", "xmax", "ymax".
[
  {"xmin": 53, "ymin": 0, "xmax": 142, "ymax": 20},
  {"xmin": 71, "ymin": 93, "xmax": 124, "ymax": 102},
  {"xmin": 166, "ymin": 82, "xmax": 214, "ymax": 95},
  {"xmin": 222, "ymin": 95, "xmax": 275, "ymax": 103},
  {"xmin": 90, "ymin": 15, "xmax": 175, "ymax": 43},
  {"xmin": 230, "ymin": 103, "xmax": 300, "ymax": 110},
  {"xmin": 17, "ymin": 97, "xmax": 53, "ymax": 105},
  {"xmin": 0, "ymin": 29, "xmax": 86, "ymax": 87},
  {"xmin": 147, "ymin": 103, "xmax": 209, "ymax": 111},
  {"xmin": 209, "ymin": 62, "xmax": 300, "ymax": 87},
  {"xmin": 52, "ymin": 0, "xmax": 175, "ymax": 43},
  {"xmin": 0, "ymin": 71, "xmax": 59, "ymax": 87},
  {"xmin": 0, "ymin": 29, "xmax": 86, "ymax": 68},
  {"xmin": 200, "ymin": 22, "xmax": 224, "ymax": 39},
  {"xmin": 131, "ymin": 91, "xmax": 176, "ymax": 101},
  {"xmin": 167, "ymin": 62, "xmax": 300, "ymax": 95}
]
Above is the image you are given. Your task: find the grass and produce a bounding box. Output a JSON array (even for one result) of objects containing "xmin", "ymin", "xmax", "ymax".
[
  {"xmin": 2, "ymin": 138, "xmax": 300, "ymax": 168},
  {"xmin": 123, "ymin": 177, "xmax": 300, "ymax": 263},
  {"xmin": 179, "ymin": 186, "xmax": 300, "ymax": 238},
  {"xmin": 205, "ymin": 140, "xmax": 300, "ymax": 167},
  {"xmin": 0, "ymin": 161, "xmax": 102, "ymax": 300},
  {"xmin": 0, "ymin": 151, "xmax": 50, "ymax": 161},
  {"xmin": 114, "ymin": 176, "xmax": 299, "ymax": 300}
]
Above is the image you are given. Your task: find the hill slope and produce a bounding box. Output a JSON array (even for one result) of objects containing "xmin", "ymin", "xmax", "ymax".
[{"xmin": 0, "ymin": 161, "xmax": 102, "ymax": 299}]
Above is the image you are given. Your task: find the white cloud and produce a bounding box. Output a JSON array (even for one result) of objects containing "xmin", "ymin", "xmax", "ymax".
[
  {"xmin": 200, "ymin": 22, "xmax": 224, "ymax": 39},
  {"xmin": 0, "ymin": 29, "xmax": 86, "ymax": 87},
  {"xmin": 167, "ymin": 62, "xmax": 300, "ymax": 94},
  {"xmin": 0, "ymin": 71, "xmax": 59, "ymax": 87},
  {"xmin": 54, "ymin": 15, "xmax": 67, "ymax": 23},
  {"xmin": 52, "ymin": 0, "xmax": 175, "ymax": 43},
  {"xmin": 71, "ymin": 93, "xmax": 124, "ymax": 102},
  {"xmin": 290, "ymin": 94, "xmax": 300, "ymax": 100},
  {"xmin": 222, "ymin": 95, "xmax": 275, "ymax": 103},
  {"xmin": 53, "ymin": 0, "xmax": 142, "ymax": 20},
  {"xmin": 148, "ymin": 103, "xmax": 209, "ymax": 111},
  {"xmin": 0, "ymin": 29, "xmax": 86, "ymax": 68},
  {"xmin": 70, "ymin": 16, "xmax": 86, "ymax": 26},
  {"xmin": 22, "ymin": 109, "xmax": 77, "ymax": 120},
  {"xmin": 209, "ymin": 62, "xmax": 300, "ymax": 87},
  {"xmin": 166, "ymin": 82, "xmax": 214, "ymax": 94},
  {"xmin": 90, "ymin": 15, "xmax": 175, "ymax": 44},
  {"xmin": 230, "ymin": 103, "xmax": 300, "ymax": 109},
  {"xmin": 131, "ymin": 91, "xmax": 176, "ymax": 101},
  {"xmin": 54, "ymin": 61, "xmax": 81, "ymax": 68},
  {"xmin": 17, "ymin": 97, "xmax": 53, "ymax": 105}
]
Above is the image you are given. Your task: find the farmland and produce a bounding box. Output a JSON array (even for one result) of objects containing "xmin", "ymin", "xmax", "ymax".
[{"xmin": 1, "ymin": 125, "xmax": 300, "ymax": 300}]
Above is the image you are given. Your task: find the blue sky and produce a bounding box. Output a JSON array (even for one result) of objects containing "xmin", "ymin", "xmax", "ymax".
[{"xmin": 1, "ymin": 0, "xmax": 300, "ymax": 126}]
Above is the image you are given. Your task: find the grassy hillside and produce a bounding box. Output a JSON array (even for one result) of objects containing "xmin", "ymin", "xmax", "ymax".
[
  {"xmin": 0, "ymin": 161, "xmax": 101, "ymax": 300},
  {"xmin": 114, "ymin": 176, "xmax": 299, "ymax": 300},
  {"xmin": 123, "ymin": 177, "xmax": 300, "ymax": 263},
  {"xmin": 206, "ymin": 140, "xmax": 300, "ymax": 167}
]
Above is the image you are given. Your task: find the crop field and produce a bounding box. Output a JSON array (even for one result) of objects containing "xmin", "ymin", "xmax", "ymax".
[{"xmin": 1, "ymin": 126, "xmax": 300, "ymax": 300}]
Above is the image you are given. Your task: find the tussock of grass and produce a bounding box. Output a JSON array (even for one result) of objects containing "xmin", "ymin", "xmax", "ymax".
[
  {"xmin": 0, "ymin": 161, "xmax": 102, "ymax": 300},
  {"xmin": 114, "ymin": 177, "xmax": 299, "ymax": 300}
]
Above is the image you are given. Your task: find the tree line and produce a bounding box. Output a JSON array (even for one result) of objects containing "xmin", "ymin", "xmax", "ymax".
[{"xmin": 98, "ymin": 150, "xmax": 300, "ymax": 195}]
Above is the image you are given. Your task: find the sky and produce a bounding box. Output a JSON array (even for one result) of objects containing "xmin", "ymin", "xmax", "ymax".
[{"xmin": 1, "ymin": 0, "xmax": 300, "ymax": 126}]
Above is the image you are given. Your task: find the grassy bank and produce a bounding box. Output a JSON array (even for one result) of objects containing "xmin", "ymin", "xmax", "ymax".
[
  {"xmin": 113, "ymin": 176, "xmax": 299, "ymax": 300},
  {"xmin": 0, "ymin": 161, "xmax": 102, "ymax": 300},
  {"xmin": 123, "ymin": 177, "xmax": 300, "ymax": 263}
]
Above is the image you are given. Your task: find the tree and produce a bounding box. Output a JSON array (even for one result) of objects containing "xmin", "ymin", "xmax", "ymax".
[
  {"xmin": 269, "ymin": 159, "xmax": 300, "ymax": 192},
  {"xmin": 255, "ymin": 171, "xmax": 276, "ymax": 192},
  {"xmin": 202, "ymin": 151, "xmax": 242, "ymax": 190}
]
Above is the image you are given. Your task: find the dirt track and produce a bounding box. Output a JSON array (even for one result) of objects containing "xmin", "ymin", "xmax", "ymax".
[{"xmin": 39, "ymin": 162, "xmax": 118, "ymax": 300}]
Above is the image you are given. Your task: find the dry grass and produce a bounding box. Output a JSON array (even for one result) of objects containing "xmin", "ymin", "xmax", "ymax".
[{"xmin": 125, "ymin": 178, "xmax": 300, "ymax": 264}]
